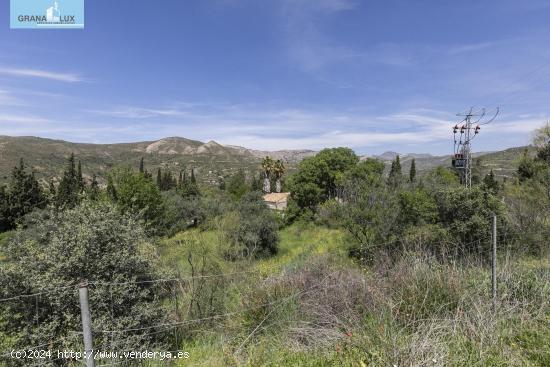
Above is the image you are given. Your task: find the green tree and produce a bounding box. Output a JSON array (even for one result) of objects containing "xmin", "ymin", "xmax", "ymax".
[
  {"xmin": 387, "ymin": 155, "xmax": 402, "ymax": 188},
  {"xmin": 0, "ymin": 185, "xmax": 10, "ymax": 232},
  {"xmin": 139, "ymin": 157, "xmax": 145, "ymax": 174},
  {"xmin": 56, "ymin": 153, "xmax": 81, "ymax": 208},
  {"xmin": 2, "ymin": 159, "xmax": 46, "ymax": 230},
  {"xmin": 335, "ymin": 182, "xmax": 400, "ymax": 261},
  {"xmin": 409, "ymin": 158, "xmax": 417, "ymax": 183},
  {"xmin": 533, "ymin": 122, "xmax": 550, "ymax": 163},
  {"xmin": 226, "ymin": 192, "xmax": 279, "ymax": 258},
  {"xmin": 109, "ymin": 167, "xmax": 165, "ymax": 233},
  {"xmin": 435, "ymin": 186, "xmax": 506, "ymax": 249},
  {"xmin": 89, "ymin": 174, "xmax": 100, "ymax": 200},
  {"xmin": 398, "ymin": 189, "xmax": 438, "ymax": 228},
  {"xmin": 77, "ymin": 160, "xmax": 84, "ymax": 192},
  {"xmin": 106, "ymin": 175, "xmax": 117, "ymax": 201},
  {"xmin": 0, "ymin": 202, "xmax": 169, "ymax": 356},
  {"xmin": 227, "ymin": 169, "xmax": 249, "ymax": 200},
  {"xmin": 483, "ymin": 169, "xmax": 500, "ymax": 194},
  {"xmin": 287, "ymin": 147, "xmax": 359, "ymax": 210},
  {"xmin": 156, "ymin": 167, "xmax": 162, "ymax": 188}
]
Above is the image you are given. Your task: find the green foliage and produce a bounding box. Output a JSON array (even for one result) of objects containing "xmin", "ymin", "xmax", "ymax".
[
  {"xmin": 156, "ymin": 167, "xmax": 177, "ymax": 191},
  {"xmin": 398, "ymin": 188, "xmax": 438, "ymax": 228},
  {"xmin": 225, "ymin": 192, "xmax": 279, "ymax": 258},
  {"xmin": 435, "ymin": 186, "xmax": 506, "ymax": 247},
  {"xmin": 533, "ymin": 122, "xmax": 550, "ymax": 163},
  {"xmin": 482, "ymin": 169, "xmax": 500, "ymax": 194},
  {"xmin": 55, "ymin": 153, "xmax": 82, "ymax": 208},
  {"xmin": 387, "ymin": 154, "xmax": 402, "ymax": 188},
  {"xmin": 161, "ymin": 190, "xmax": 225, "ymax": 234},
  {"xmin": 287, "ymin": 148, "xmax": 359, "ymax": 211},
  {"xmin": 0, "ymin": 159, "xmax": 46, "ymax": 231},
  {"xmin": 343, "ymin": 158, "xmax": 384, "ymax": 186},
  {"xmin": 0, "ymin": 201, "xmax": 169, "ymax": 357},
  {"xmin": 226, "ymin": 169, "xmax": 249, "ymax": 200},
  {"xmin": 89, "ymin": 173, "xmax": 100, "ymax": 200},
  {"xmin": 108, "ymin": 167, "xmax": 165, "ymax": 233},
  {"xmin": 336, "ymin": 183, "xmax": 400, "ymax": 259},
  {"xmin": 409, "ymin": 158, "xmax": 416, "ymax": 183}
]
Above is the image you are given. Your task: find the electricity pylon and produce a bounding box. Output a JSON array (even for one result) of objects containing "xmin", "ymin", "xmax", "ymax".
[{"xmin": 452, "ymin": 107, "xmax": 499, "ymax": 188}]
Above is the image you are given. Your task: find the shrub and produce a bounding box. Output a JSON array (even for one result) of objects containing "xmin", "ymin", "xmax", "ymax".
[
  {"xmin": 0, "ymin": 201, "xmax": 170, "ymax": 360},
  {"xmin": 108, "ymin": 166, "xmax": 165, "ymax": 234},
  {"xmin": 226, "ymin": 192, "xmax": 279, "ymax": 258}
]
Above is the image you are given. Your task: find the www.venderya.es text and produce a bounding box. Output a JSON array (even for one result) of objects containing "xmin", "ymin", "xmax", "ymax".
[{"xmin": 9, "ymin": 349, "xmax": 190, "ymax": 361}]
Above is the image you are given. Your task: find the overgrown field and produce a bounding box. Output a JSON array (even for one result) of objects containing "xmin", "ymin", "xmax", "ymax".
[{"xmin": 143, "ymin": 225, "xmax": 550, "ymax": 367}]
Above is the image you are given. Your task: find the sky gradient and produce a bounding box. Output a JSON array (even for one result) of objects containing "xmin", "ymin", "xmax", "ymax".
[{"xmin": 1, "ymin": 0, "xmax": 550, "ymax": 154}]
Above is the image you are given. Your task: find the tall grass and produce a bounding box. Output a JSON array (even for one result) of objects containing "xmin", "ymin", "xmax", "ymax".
[{"xmin": 144, "ymin": 226, "xmax": 549, "ymax": 366}]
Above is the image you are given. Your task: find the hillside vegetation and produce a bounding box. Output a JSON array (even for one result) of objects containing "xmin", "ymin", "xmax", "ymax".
[
  {"xmin": 0, "ymin": 125, "xmax": 549, "ymax": 366},
  {"xmin": 0, "ymin": 135, "xmax": 529, "ymax": 187},
  {"xmin": 0, "ymin": 136, "xmax": 312, "ymax": 187}
]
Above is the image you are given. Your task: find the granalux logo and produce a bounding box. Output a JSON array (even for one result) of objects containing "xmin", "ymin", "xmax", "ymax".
[{"xmin": 10, "ymin": 0, "xmax": 84, "ymax": 29}]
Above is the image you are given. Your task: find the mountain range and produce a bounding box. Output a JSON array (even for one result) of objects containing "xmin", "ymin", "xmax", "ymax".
[
  {"xmin": 0, "ymin": 135, "xmax": 529, "ymax": 185},
  {"xmin": 0, "ymin": 136, "xmax": 314, "ymax": 185}
]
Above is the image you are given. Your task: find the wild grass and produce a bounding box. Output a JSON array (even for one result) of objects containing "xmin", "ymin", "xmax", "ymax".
[{"xmin": 135, "ymin": 225, "xmax": 550, "ymax": 366}]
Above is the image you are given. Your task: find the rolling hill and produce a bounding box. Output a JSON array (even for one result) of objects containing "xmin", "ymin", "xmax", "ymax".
[
  {"xmin": 368, "ymin": 146, "xmax": 534, "ymax": 180},
  {"xmin": 0, "ymin": 135, "xmax": 531, "ymax": 186},
  {"xmin": 0, "ymin": 136, "xmax": 308, "ymax": 186}
]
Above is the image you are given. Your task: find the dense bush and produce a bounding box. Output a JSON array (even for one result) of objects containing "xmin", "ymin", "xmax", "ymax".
[
  {"xmin": 107, "ymin": 166, "xmax": 165, "ymax": 234},
  {"xmin": 225, "ymin": 192, "xmax": 279, "ymax": 258},
  {"xmin": 0, "ymin": 201, "xmax": 169, "ymax": 364}
]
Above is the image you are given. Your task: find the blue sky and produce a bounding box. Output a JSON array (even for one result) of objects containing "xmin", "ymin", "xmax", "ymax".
[{"xmin": 1, "ymin": 0, "xmax": 550, "ymax": 154}]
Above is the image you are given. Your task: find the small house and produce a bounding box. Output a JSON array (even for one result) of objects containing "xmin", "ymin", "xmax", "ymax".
[{"xmin": 263, "ymin": 192, "xmax": 290, "ymax": 211}]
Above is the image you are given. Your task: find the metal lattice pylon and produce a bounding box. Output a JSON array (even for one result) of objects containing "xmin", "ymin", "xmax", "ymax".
[{"xmin": 452, "ymin": 107, "xmax": 499, "ymax": 188}]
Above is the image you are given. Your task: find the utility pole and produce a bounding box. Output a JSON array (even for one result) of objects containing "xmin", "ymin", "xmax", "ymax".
[
  {"xmin": 79, "ymin": 281, "xmax": 95, "ymax": 367},
  {"xmin": 452, "ymin": 107, "xmax": 499, "ymax": 189},
  {"xmin": 492, "ymin": 215, "xmax": 497, "ymax": 309}
]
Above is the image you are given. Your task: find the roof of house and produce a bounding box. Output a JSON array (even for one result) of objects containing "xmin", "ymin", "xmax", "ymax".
[{"xmin": 263, "ymin": 192, "xmax": 290, "ymax": 203}]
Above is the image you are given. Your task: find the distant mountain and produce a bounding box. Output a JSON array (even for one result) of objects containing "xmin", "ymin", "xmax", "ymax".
[
  {"xmin": 225, "ymin": 145, "xmax": 317, "ymax": 163},
  {"xmin": 0, "ymin": 135, "xmax": 531, "ymax": 186},
  {"xmin": 0, "ymin": 136, "xmax": 310, "ymax": 186},
  {"xmin": 364, "ymin": 146, "xmax": 532, "ymax": 179}
]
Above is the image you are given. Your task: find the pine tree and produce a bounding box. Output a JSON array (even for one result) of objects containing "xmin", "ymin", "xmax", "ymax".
[
  {"xmin": 106, "ymin": 175, "xmax": 117, "ymax": 201},
  {"xmin": 90, "ymin": 174, "xmax": 100, "ymax": 200},
  {"xmin": 483, "ymin": 169, "xmax": 499, "ymax": 193},
  {"xmin": 56, "ymin": 153, "xmax": 80, "ymax": 208},
  {"xmin": 77, "ymin": 160, "xmax": 84, "ymax": 192},
  {"xmin": 6, "ymin": 159, "xmax": 45, "ymax": 228},
  {"xmin": 156, "ymin": 168, "xmax": 162, "ymax": 188},
  {"xmin": 387, "ymin": 155, "xmax": 402, "ymax": 188},
  {"xmin": 139, "ymin": 157, "xmax": 145, "ymax": 174},
  {"xmin": 48, "ymin": 179, "xmax": 56, "ymax": 202},
  {"xmin": 0, "ymin": 185, "xmax": 9, "ymax": 231},
  {"xmin": 409, "ymin": 158, "xmax": 416, "ymax": 183}
]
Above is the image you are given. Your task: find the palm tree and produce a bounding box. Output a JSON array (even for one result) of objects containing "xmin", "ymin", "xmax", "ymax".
[
  {"xmin": 273, "ymin": 160, "xmax": 286, "ymax": 193},
  {"xmin": 261, "ymin": 156, "xmax": 274, "ymax": 193}
]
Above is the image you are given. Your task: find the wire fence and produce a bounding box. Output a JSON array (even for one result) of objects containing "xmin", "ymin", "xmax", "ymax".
[{"xmin": 1, "ymin": 225, "xmax": 548, "ymax": 366}]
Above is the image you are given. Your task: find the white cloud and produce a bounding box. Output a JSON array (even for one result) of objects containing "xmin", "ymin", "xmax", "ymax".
[
  {"xmin": 0, "ymin": 113, "xmax": 52, "ymax": 124},
  {"xmin": 0, "ymin": 90, "xmax": 23, "ymax": 106},
  {"xmin": 86, "ymin": 106, "xmax": 190, "ymax": 119},
  {"xmin": 0, "ymin": 67, "xmax": 84, "ymax": 82}
]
